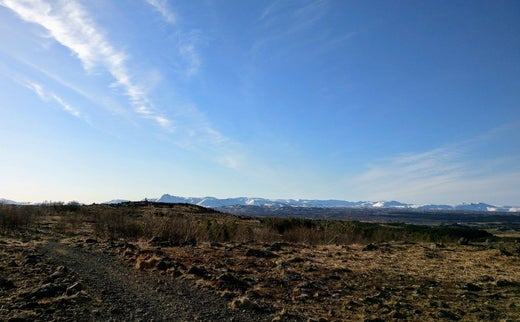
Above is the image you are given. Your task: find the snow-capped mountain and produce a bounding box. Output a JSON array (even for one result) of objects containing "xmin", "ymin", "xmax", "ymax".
[
  {"xmin": 3, "ymin": 195, "xmax": 517, "ymax": 212},
  {"xmin": 0, "ymin": 198, "xmax": 21, "ymax": 205},
  {"xmin": 104, "ymin": 199, "xmax": 131, "ymax": 204},
  {"xmin": 155, "ymin": 194, "xmax": 518, "ymax": 212}
]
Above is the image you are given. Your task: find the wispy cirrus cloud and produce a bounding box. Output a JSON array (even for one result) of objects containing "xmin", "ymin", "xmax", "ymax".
[
  {"xmin": 1, "ymin": 0, "xmax": 242, "ymax": 169},
  {"xmin": 251, "ymin": 0, "xmax": 336, "ymax": 63},
  {"xmin": 178, "ymin": 42, "xmax": 201, "ymax": 78},
  {"xmin": 259, "ymin": 0, "xmax": 328, "ymax": 34},
  {"xmin": 0, "ymin": 0, "xmax": 172, "ymax": 130},
  {"xmin": 143, "ymin": 0, "xmax": 201, "ymax": 77},
  {"xmin": 347, "ymin": 124, "xmax": 520, "ymax": 205},
  {"xmin": 145, "ymin": 0, "xmax": 176, "ymax": 24},
  {"xmin": 24, "ymin": 80, "xmax": 83, "ymax": 119}
]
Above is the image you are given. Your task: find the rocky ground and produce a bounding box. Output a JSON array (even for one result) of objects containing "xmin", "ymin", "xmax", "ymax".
[{"xmin": 1, "ymin": 217, "xmax": 520, "ymax": 321}]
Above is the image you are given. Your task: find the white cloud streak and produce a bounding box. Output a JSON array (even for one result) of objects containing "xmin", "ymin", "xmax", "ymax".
[
  {"xmin": 178, "ymin": 42, "xmax": 201, "ymax": 78},
  {"xmin": 259, "ymin": 0, "xmax": 328, "ymax": 34},
  {"xmin": 24, "ymin": 80, "xmax": 83, "ymax": 119},
  {"xmin": 347, "ymin": 127, "xmax": 520, "ymax": 205},
  {"xmin": 143, "ymin": 0, "xmax": 201, "ymax": 77},
  {"xmin": 145, "ymin": 0, "xmax": 176, "ymax": 24},
  {"xmin": 2, "ymin": 0, "xmax": 241, "ymax": 169},
  {"xmin": 0, "ymin": 0, "xmax": 172, "ymax": 130}
]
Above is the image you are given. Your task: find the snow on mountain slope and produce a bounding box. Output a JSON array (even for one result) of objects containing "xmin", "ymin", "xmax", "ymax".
[
  {"xmin": 154, "ymin": 195, "xmax": 517, "ymax": 212},
  {"xmin": 4, "ymin": 194, "xmax": 515, "ymax": 212},
  {"xmin": 0, "ymin": 198, "xmax": 21, "ymax": 205}
]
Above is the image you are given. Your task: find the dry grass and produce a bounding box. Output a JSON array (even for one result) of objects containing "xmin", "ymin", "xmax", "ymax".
[
  {"xmin": 122, "ymin": 239, "xmax": 520, "ymax": 321},
  {"xmin": 2, "ymin": 202, "xmax": 520, "ymax": 321}
]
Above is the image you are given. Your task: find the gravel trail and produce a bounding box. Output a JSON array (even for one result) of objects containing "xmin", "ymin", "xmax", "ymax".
[{"xmin": 41, "ymin": 241, "xmax": 271, "ymax": 322}]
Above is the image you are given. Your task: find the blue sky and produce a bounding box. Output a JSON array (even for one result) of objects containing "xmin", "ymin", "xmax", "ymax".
[{"xmin": 1, "ymin": 0, "xmax": 519, "ymax": 205}]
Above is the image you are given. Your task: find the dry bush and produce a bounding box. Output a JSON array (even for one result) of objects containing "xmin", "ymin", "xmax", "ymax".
[
  {"xmin": 142, "ymin": 214, "xmax": 204, "ymax": 243},
  {"xmin": 52, "ymin": 211, "xmax": 85, "ymax": 235},
  {"xmin": 44, "ymin": 203, "xmax": 493, "ymax": 246},
  {"xmin": 92, "ymin": 208, "xmax": 143, "ymax": 239},
  {"xmin": 0, "ymin": 204, "xmax": 36, "ymax": 234}
]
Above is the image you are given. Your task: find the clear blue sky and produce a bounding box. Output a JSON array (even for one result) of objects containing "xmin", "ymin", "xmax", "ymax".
[{"xmin": 1, "ymin": 0, "xmax": 519, "ymax": 205}]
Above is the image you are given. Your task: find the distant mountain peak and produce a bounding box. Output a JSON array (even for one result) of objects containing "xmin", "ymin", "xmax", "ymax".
[
  {"xmin": 154, "ymin": 195, "xmax": 517, "ymax": 212},
  {"xmin": 2, "ymin": 195, "xmax": 517, "ymax": 212}
]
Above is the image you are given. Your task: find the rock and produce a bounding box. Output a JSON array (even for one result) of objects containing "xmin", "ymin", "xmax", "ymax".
[
  {"xmin": 438, "ymin": 310, "xmax": 460, "ymax": 320},
  {"xmin": 8, "ymin": 318, "xmax": 30, "ymax": 322},
  {"xmin": 391, "ymin": 311, "xmax": 407, "ymax": 319},
  {"xmin": 123, "ymin": 242, "xmax": 137, "ymax": 250},
  {"xmin": 458, "ymin": 237, "xmax": 469, "ymax": 246},
  {"xmin": 229, "ymin": 296, "xmax": 259, "ymax": 310},
  {"xmin": 148, "ymin": 236, "xmax": 174, "ymax": 247},
  {"xmin": 22, "ymin": 254, "xmax": 40, "ymax": 266},
  {"xmin": 49, "ymin": 266, "xmax": 68, "ymax": 280},
  {"xmin": 180, "ymin": 238, "xmax": 197, "ymax": 247},
  {"xmin": 156, "ymin": 258, "xmax": 173, "ymax": 271},
  {"xmin": 245, "ymin": 248, "xmax": 277, "ymax": 258},
  {"xmin": 308, "ymin": 318, "xmax": 328, "ymax": 322},
  {"xmin": 135, "ymin": 255, "xmax": 162, "ymax": 270},
  {"xmin": 345, "ymin": 300, "xmax": 361, "ymax": 309},
  {"xmin": 496, "ymin": 280, "xmax": 520, "ymax": 287},
  {"xmin": 460, "ymin": 283, "xmax": 482, "ymax": 292},
  {"xmin": 499, "ymin": 248, "xmax": 513, "ymax": 256},
  {"xmin": 33, "ymin": 283, "xmax": 61, "ymax": 299},
  {"xmin": 217, "ymin": 273, "xmax": 250, "ymax": 291},
  {"xmin": 362, "ymin": 244, "xmax": 378, "ymax": 251},
  {"xmin": 363, "ymin": 296, "xmax": 381, "ymax": 305},
  {"xmin": 0, "ymin": 277, "xmax": 15, "ymax": 289},
  {"xmin": 122, "ymin": 248, "xmax": 135, "ymax": 258},
  {"xmin": 7, "ymin": 260, "xmax": 18, "ymax": 267},
  {"xmin": 269, "ymin": 242, "xmax": 290, "ymax": 251},
  {"xmin": 66, "ymin": 282, "xmax": 84, "ymax": 295},
  {"xmin": 68, "ymin": 291, "xmax": 90, "ymax": 304},
  {"xmin": 187, "ymin": 265, "xmax": 207, "ymax": 277}
]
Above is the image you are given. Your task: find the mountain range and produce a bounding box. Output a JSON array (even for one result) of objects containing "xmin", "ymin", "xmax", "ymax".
[
  {"xmin": 155, "ymin": 194, "xmax": 519, "ymax": 212},
  {"xmin": 1, "ymin": 195, "xmax": 518, "ymax": 212}
]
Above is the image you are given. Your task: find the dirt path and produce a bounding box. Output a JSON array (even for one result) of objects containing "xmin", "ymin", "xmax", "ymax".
[{"xmin": 41, "ymin": 241, "xmax": 272, "ymax": 322}]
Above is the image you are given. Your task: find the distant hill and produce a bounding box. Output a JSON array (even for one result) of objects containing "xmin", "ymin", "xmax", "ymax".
[
  {"xmin": 156, "ymin": 194, "xmax": 519, "ymax": 212},
  {"xmin": 0, "ymin": 198, "xmax": 21, "ymax": 205},
  {"xmin": 3, "ymin": 195, "xmax": 517, "ymax": 212}
]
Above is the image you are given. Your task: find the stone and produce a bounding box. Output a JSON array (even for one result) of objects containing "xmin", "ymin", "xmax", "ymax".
[
  {"xmin": 245, "ymin": 248, "xmax": 278, "ymax": 258},
  {"xmin": 458, "ymin": 237, "xmax": 469, "ymax": 246},
  {"xmin": 0, "ymin": 277, "xmax": 15, "ymax": 289},
  {"xmin": 66, "ymin": 282, "xmax": 84, "ymax": 295},
  {"xmin": 362, "ymin": 244, "xmax": 378, "ymax": 251},
  {"xmin": 187, "ymin": 265, "xmax": 207, "ymax": 277},
  {"xmin": 497, "ymin": 280, "xmax": 520, "ymax": 287},
  {"xmin": 229, "ymin": 296, "xmax": 259, "ymax": 310},
  {"xmin": 22, "ymin": 255, "xmax": 40, "ymax": 266},
  {"xmin": 217, "ymin": 273, "xmax": 250, "ymax": 291},
  {"xmin": 135, "ymin": 255, "xmax": 161, "ymax": 270},
  {"xmin": 33, "ymin": 283, "xmax": 60, "ymax": 299},
  {"xmin": 438, "ymin": 310, "xmax": 460, "ymax": 320},
  {"xmin": 49, "ymin": 266, "xmax": 68, "ymax": 279},
  {"xmin": 269, "ymin": 242, "xmax": 290, "ymax": 251},
  {"xmin": 460, "ymin": 283, "xmax": 482, "ymax": 292},
  {"xmin": 156, "ymin": 258, "xmax": 173, "ymax": 271}
]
